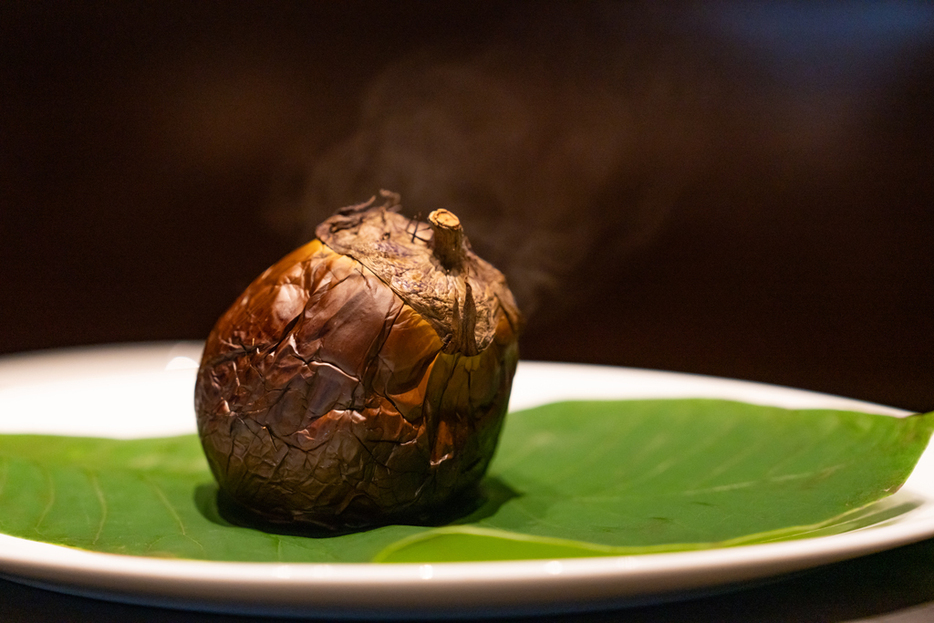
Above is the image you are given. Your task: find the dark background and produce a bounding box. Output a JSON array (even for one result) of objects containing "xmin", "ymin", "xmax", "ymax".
[{"xmin": 2, "ymin": 1, "xmax": 933, "ymax": 412}]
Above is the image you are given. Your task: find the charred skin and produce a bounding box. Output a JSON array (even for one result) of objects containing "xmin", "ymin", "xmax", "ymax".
[{"xmin": 194, "ymin": 192, "xmax": 522, "ymax": 530}]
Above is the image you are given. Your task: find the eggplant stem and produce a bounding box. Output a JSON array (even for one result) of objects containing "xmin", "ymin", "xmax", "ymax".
[{"xmin": 429, "ymin": 209, "xmax": 466, "ymax": 270}]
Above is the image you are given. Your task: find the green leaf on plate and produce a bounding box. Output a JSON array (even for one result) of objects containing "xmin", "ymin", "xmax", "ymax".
[
  {"xmin": 0, "ymin": 399, "xmax": 930, "ymax": 563},
  {"xmin": 372, "ymin": 495, "xmax": 922, "ymax": 562}
]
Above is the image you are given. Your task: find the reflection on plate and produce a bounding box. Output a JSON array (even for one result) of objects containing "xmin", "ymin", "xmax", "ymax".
[{"xmin": 0, "ymin": 342, "xmax": 932, "ymax": 617}]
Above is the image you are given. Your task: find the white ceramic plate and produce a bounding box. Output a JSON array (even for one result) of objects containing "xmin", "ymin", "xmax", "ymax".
[{"xmin": 0, "ymin": 342, "xmax": 932, "ymax": 618}]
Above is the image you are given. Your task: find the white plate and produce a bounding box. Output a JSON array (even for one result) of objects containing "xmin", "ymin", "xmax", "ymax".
[{"xmin": 0, "ymin": 342, "xmax": 932, "ymax": 618}]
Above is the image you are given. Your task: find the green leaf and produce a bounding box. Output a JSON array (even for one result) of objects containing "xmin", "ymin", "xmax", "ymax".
[
  {"xmin": 0, "ymin": 400, "xmax": 930, "ymax": 563},
  {"xmin": 372, "ymin": 494, "xmax": 924, "ymax": 563}
]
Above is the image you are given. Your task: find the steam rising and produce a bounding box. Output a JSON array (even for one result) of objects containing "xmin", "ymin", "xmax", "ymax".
[
  {"xmin": 266, "ymin": 4, "xmax": 910, "ymax": 326},
  {"xmin": 284, "ymin": 21, "xmax": 721, "ymax": 323}
]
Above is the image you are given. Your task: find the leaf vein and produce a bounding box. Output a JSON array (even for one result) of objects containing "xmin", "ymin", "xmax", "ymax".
[
  {"xmin": 33, "ymin": 466, "xmax": 55, "ymax": 534},
  {"xmin": 143, "ymin": 475, "xmax": 186, "ymax": 536},
  {"xmin": 87, "ymin": 470, "xmax": 107, "ymax": 545}
]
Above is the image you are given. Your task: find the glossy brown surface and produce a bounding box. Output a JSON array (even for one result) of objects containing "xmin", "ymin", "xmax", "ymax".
[{"xmin": 195, "ymin": 199, "xmax": 521, "ymax": 529}]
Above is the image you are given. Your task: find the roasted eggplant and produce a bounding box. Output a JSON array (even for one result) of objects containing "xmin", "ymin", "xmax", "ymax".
[{"xmin": 195, "ymin": 191, "xmax": 522, "ymax": 530}]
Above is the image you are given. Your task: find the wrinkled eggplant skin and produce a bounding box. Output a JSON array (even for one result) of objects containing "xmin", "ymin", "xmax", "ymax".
[{"xmin": 195, "ymin": 238, "xmax": 520, "ymax": 530}]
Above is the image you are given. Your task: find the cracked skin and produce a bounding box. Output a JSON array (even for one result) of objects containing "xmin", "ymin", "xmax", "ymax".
[{"xmin": 195, "ymin": 193, "xmax": 522, "ymax": 531}]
